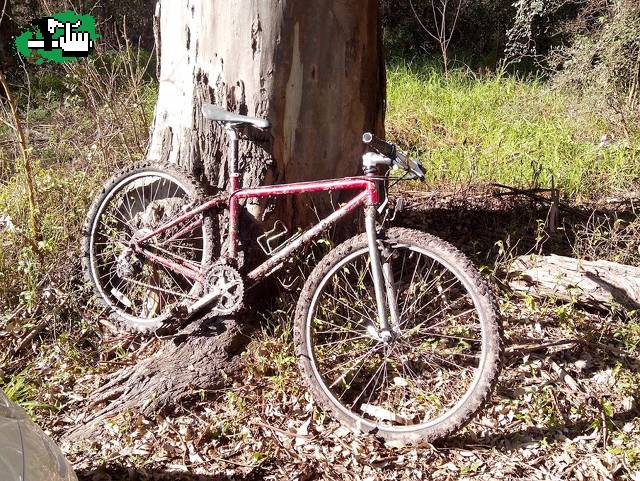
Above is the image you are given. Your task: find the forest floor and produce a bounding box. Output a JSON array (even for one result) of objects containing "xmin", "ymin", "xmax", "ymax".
[{"xmin": 42, "ymin": 190, "xmax": 640, "ymax": 481}]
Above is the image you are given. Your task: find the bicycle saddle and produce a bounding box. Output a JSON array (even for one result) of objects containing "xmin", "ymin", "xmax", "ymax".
[{"xmin": 201, "ymin": 104, "xmax": 270, "ymax": 129}]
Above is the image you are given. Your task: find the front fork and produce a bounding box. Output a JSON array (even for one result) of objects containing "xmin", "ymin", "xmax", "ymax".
[{"xmin": 365, "ymin": 205, "xmax": 400, "ymax": 340}]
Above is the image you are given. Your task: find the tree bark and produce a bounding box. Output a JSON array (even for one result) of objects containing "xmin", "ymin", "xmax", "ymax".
[
  {"xmin": 66, "ymin": 317, "xmax": 252, "ymax": 441},
  {"xmin": 508, "ymin": 254, "xmax": 640, "ymax": 310},
  {"xmin": 147, "ymin": 0, "xmax": 385, "ymax": 229},
  {"xmin": 76, "ymin": 0, "xmax": 385, "ymax": 435}
]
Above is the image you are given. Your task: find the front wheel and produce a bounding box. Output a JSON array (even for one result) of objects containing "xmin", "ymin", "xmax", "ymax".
[{"xmin": 294, "ymin": 228, "xmax": 502, "ymax": 444}]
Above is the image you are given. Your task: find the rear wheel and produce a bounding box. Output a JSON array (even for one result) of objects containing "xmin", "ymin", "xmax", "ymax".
[
  {"xmin": 82, "ymin": 161, "xmax": 215, "ymax": 333},
  {"xmin": 294, "ymin": 228, "xmax": 502, "ymax": 443}
]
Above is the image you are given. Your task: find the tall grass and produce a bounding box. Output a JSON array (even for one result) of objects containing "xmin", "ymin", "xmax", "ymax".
[
  {"xmin": 0, "ymin": 50, "xmax": 156, "ymax": 316},
  {"xmin": 386, "ymin": 58, "xmax": 640, "ymax": 200},
  {"xmin": 0, "ymin": 49, "xmax": 156, "ymax": 419}
]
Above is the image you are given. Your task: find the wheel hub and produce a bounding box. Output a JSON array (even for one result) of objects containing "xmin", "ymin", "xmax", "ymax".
[
  {"xmin": 366, "ymin": 325, "xmax": 399, "ymax": 344},
  {"xmin": 379, "ymin": 329, "xmax": 393, "ymax": 343}
]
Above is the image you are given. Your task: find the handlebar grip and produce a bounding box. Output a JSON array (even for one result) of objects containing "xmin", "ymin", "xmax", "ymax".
[{"xmin": 362, "ymin": 132, "xmax": 396, "ymax": 158}]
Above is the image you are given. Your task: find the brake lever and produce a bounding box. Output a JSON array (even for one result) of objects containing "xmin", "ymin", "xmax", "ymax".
[
  {"xmin": 395, "ymin": 150, "xmax": 410, "ymax": 171},
  {"xmin": 411, "ymin": 159, "xmax": 426, "ymax": 181},
  {"xmin": 396, "ymin": 150, "xmax": 425, "ymax": 181}
]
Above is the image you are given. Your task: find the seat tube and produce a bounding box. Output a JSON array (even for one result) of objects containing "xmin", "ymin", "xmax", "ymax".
[{"xmin": 227, "ymin": 126, "xmax": 240, "ymax": 260}]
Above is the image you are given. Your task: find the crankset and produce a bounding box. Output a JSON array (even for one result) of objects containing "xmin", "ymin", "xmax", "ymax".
[{"xmin": 187, "ymin": 261, "xmax": 244, "ymax": 316}]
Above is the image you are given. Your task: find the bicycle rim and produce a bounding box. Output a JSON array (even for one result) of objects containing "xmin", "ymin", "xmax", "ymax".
[
  {"xmin": 305, "ymin": 241, "xmax": 489, "ymax": 433},
  {"xmin": 89, "ymin": 171, "xmax": 209, "ymax": 324}
]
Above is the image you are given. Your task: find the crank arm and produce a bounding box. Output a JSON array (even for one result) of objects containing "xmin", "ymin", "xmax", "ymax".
[{"xmin": 187, "ymin": 287, "xmax": 222, "ymax": 314}]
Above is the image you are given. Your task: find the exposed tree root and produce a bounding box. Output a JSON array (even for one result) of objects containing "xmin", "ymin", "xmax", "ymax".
[{"xmin": 66, "ymin": 316, "xmax": 253, "ymax": 442}]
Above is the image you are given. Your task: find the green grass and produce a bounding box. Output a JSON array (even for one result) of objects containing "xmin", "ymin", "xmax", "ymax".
[
  {"xmin": 1, "ymin": 370, "xmax": 58, "ymax": 417},
  {"xmin": 0, "ymin": 52, "xmax": 639, "ymax": 477},
  {"xmin": 386, "ymin": 58, "xmax": 640, "ymax": 200}
]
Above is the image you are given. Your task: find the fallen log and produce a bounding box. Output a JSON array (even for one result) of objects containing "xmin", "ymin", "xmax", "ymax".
[{"xmin": 508, "ymin": 254, "xmax": 640, "ymax": 309}]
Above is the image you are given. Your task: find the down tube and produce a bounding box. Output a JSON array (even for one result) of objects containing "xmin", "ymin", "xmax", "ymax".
[{"xmin": 247, "ymin": 191, "xmax": 369, "ymax": 282}]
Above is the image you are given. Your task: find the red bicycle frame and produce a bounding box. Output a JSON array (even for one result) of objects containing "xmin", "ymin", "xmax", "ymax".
[
  {"xmin": 128, "ymin": 122, "xmax": 394, "ymax": 326},
  {"xmin": 131, "ymin": 169, "xmax": 379, "ymax": 287}
]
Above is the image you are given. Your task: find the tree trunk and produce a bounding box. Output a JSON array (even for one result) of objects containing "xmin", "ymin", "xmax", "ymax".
[
  {"xmin": 66, "ymin": 317, "xmax": 251, "ymax": 441},
  {"xmin": 75, "ymin": 0, "xmax": 385, "ymax": 436},
  {"xmin": 147, "ymin": 0, "xmax": 385, "ymax": 228},
  {"xmin": 508, "ymin": 254, "xmax": 640, "ymax": 310}
]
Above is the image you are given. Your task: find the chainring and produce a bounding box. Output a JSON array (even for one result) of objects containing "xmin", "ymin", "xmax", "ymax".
[{"xmin": 204, "ymin": 262, "xmax": 244, "ymax": 316}]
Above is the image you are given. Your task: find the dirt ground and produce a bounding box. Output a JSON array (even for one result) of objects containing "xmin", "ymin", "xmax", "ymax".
[{"xmin": 44, "ymin": 190, "xmax": 640, "ymax": 480}]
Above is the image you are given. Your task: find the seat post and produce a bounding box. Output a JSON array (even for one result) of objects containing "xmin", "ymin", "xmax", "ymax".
[
  {"xmin": 226, "ymin": 124, "xmax": 241, "ymax": 260},
  {"xmin": 226, "ymin": 124, "xmax": 240, "ymax": 178}
]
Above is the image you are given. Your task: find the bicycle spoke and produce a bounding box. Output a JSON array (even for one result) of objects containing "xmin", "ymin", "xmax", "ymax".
[
  {"xmin": 99, "ymin": 215, "xmax": 134, "ymax": 239},
  {"xmin": 329, "ymin": 343, "xmax": 381, "ymax": 391},
  {"xmin": 406, "ymin": 279, "xmax": 464, "ymax": 323},
  {"xmin": 400, "ymin": 268, "xmax": 451, "ymax": 322},
  {"xmin": 335, "ymin": 346, "xmax": 380, "ymax": 399},
  {"xmin": 314, "ymin": 318, "xmax": 368, "ymax": 336},
  {"xmin": 122, "ymin": 276, "xmax": 197, "ymax": 300},
  {"xmin": 322, "ymin": 291, "xmax": 376, "ymax": 325},
  {"xmin": 321, "ymin": 343, "xmax": 382, "ymax": 377},
  {"xmin": 350, "ymin": 356, "xmax": 386, "ymax": 409}
]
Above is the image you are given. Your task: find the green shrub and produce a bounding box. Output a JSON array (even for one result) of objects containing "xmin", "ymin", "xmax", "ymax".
[{"xmin": 551, "ymin": 0, "xmax": 640, "ymax": 138}]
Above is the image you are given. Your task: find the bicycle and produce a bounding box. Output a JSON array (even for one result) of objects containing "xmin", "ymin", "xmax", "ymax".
[{"xmin": 82, "ymin": 104, "xmax": 503, "ymax": 443}]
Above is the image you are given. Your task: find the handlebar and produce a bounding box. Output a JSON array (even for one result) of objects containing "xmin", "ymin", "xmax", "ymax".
[
  {"xmin": 362, "ymin": 132, "xmax": 396, "ymax": 158},
  {"xmin": 362, "ymin": 132, "xmax": 425, "ymax": 181}
]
